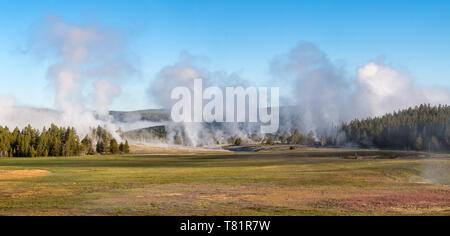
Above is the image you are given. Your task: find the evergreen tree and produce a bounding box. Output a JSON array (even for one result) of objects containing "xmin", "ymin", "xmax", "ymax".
[
  {"xmin": 123, "ymin": 140, "xmax": 130, "ymax": 154},
  {"xmin": 266, "ymin": 136, "xmax": 274, "ymax": 145},
  {"xmin": 81, "ymin": 135, "xmax": 94, "ymax": 155},
  {"xmin": 341, "ymin": 104, "xmax": 449, "ymax": 152},
  {"xmin": 0, "ymin": 124, "xmax": 118, "ymax": 157},
  {"xmin": 234, "ymin": 137, "xmax": 242, "ymax": 146},
  {"xmin": 119, "ymin": 142, "xmax": 124, "ymax": 153},
  {"xmin": 110, "ymin": 139, "xmax": 120, "ymax": 154},
  {"xmin": 307, "ymin": 131, "xmax": 316, "ymax": 145},
  {"xmin": 96, "ymin": 141, "xmax": 104, "ymax": 154},
  {"xmin": 103, "ymin": 135, "xmax": 110, "ymax": 154},
  {"xmin": 280, "ymin": 135, "xmax": 287, "ymax": 144},
  {"xmin": 50, "ymin": 136, "xmax": 62, "ymax": 156}
]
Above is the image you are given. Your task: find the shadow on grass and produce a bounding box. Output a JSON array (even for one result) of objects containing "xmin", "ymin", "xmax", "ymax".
[{"xmin": 0, "ymin": 150, "xmax": 442, "ymax": 169}]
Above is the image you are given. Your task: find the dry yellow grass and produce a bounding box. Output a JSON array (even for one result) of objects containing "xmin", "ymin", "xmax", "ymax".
[
  {"xmin": 130, "ymin": 144, "xmax": 230, "ymax": 155},
  {"xmin": 0, "ymin": 150, "xmax": 449, "ymax": 215},
  {"xmin": 0, "ymin": 170, "xmax": 50, "ymax": 180}
]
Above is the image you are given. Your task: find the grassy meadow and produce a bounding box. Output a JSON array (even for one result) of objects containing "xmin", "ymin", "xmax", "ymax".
[{"xmin": 0, "ymin": 148, "xmax": 449, "ymax": 216}]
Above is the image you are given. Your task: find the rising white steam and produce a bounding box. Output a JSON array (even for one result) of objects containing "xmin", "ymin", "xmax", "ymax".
[
  {"xmin": 0, "ymin": 16, "xmax": 140, "ymax": 139},
  {"xmin": 37, "ymin": 16, "xmax": 131, "ymax": 137},
  {"xmin": 271, "ymin": 41, "xmax": 450, "ymax": 136},
  {"xmin": 2, "ymin": 25, "xmax": 449, "ymax": 147},
  {"xmin": 270, "ymin": 41, "xmax": 353, "ymax": 136},
  {"xmin": 148, "ymin": 53, "xmax": 253, "ymax": 146},
  {"xmin": 145, "ymin": 42, "xmax": 449, "ymax": 145},
  {"xmin": 93, "ymin": 79, "xmax": 121, "ymax": 119},
  {"xmin": 150, "ymin": 53, "xmax": 212, "ymax": 108}
]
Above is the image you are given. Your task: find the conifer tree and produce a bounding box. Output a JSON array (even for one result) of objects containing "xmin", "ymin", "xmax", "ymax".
[
  {"xmin": 123, "ymin": 140, "xmax": 130, "ymax": 154},
  {"xmin": 110, "ymin": 139, "xmax": 120, "ymax": 154},
  {"xmin": 341, "ymin": 104, "xmax": 449, "ymax": 152}
]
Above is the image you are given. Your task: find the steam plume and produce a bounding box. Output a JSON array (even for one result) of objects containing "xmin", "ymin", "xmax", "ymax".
[
  {"xmin": 0, "ymin": 15, "xmax": 139, "ymax": 139},
  {"xmin": 148, "ymin": 53, "xmax": 252, "ymax": 146},
  {"xmin": 271, "ymin": 41, "xmax": 450, "ymax": 136}
]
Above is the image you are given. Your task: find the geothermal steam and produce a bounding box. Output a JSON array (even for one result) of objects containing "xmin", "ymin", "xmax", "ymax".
[
  {"xmin": 148, "ymin": 41, "xmax": 449, "ymax": 145},
  {"xmin": 149, "ymin": 53, "xmax": 254, "ymax": 146},
  {"xmin": 1, "ymin": 19, "xmax": 448, "ymax": 147},
  {"xmin": 0, "ymin": 16, "xmax": 140, "ymax": 139},
  {"xmin": 271, "ymin": 41, "xmax": 450, "ymax": 137}
]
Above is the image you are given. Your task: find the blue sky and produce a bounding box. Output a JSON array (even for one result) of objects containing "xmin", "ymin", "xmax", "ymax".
[{"xmin": 0, "ymin": 0, "xmax": 449, "ymax": 110}]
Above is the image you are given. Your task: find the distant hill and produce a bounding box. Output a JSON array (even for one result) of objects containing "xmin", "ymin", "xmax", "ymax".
[
  {"xmin": 109, "ymin": 107, "xmax": 297, "ymax": 124},
  {"xmin": 123, "ymin": 125, "xmax": 167, "ymax": 141},
  {"xmin": 109, "ymin": 109, "xmax": 171, "ymax": 122},
  {"xmin": 117, "ymin": 106, "xmax": 307, "ymax": 143}
]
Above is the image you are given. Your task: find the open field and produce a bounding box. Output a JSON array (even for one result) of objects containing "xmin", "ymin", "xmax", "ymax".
[{"xmin": 0, "ymin": 148, "xmax": 449, "ymax": 216}]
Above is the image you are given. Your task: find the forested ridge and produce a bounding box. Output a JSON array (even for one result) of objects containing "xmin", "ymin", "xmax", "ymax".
[
  {"xmin": 341, "ymin": 104, "xmax": 449, "ymax": 152},
  {"xmin": 0, "ymin": 124, "xmax": 129, "ymax": 157}
]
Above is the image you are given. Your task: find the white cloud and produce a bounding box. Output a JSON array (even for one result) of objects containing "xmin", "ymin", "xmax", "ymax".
[{"xmin": 356, "ymin": 62, "xmax": 450, "ymax": 117}]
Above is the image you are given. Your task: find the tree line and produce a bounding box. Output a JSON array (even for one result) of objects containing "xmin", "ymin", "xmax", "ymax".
[
  {"xmin": 231, "ymin": 104, "xmax": 449, "ymax": 153},
  {"xmin": 230, "ymin": 129, "xmax": 321, "ymax": 146},
  {"xmin": 341, "ymin": 104, "xmax": 449, "ymax": 152},
  {"xmin": 0, "ymin": 124, "xmax": 130, "ymax": 158}
]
